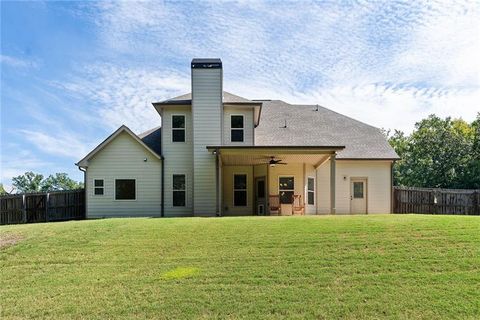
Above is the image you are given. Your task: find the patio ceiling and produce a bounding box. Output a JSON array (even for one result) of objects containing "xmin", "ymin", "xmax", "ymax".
[{"xmin": 206, "ymin": 146, "xmax": 344, "ymax": 166}]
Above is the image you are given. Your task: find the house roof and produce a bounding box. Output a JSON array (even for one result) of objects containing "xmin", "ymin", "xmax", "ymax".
[
  {"xmin": 139, "ymin": 126, "xmax": 162, "ymax": 156},
  {"xmin": 152, "ymin": 91, "xmax": 261, "ymax": 106},
  {"xmin": 254, "ymin": 100, "xmax": 399, "ymax": 160},
  {"xmin": 76, "ymin": 125, "xmax": 162, "ymax": 167}
]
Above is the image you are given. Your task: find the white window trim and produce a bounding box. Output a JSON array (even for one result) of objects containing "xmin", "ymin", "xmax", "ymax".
[
  {"xmin": 230, "ymin": 114, "xmax": 244, "ymax": 142},
  {"xmin": 233, "ymin": 173, "xmax": 248, "ymax": 207},
  {"xmin": 278, "ymin": 175, "xmax": 295, "ymax": 204},
  {"xmin": 172, "ymin": 173, "xmax": 187, "ymax": 207},
  {"xmin": 307, "ymin": 176, "xmax": 315, "ymax": 206},
  {"xmin": 114, "ymin": 178, "xmax": 137, "ymax": 201},
  {"xmin": 171, "ymin": 114, "xmax": 186, "ymax": 143},
  {"xmin": 93, "ymin": 178, "xmax": 105, "ymax": 196}
]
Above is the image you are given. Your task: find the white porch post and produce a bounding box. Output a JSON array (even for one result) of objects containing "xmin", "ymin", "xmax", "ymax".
[
  {"xmin": 330, "ymin": 153, "xmax": 336, "ymax": 214},
  {"xmin": 215, "ymin": 148, "xmax": 221, "ymax": 216}
]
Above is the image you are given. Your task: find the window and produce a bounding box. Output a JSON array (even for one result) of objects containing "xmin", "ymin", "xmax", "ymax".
[
  {"xmin": 279, "ymin": 176, "xmax": 294, "ymax": 204},
  {"xmin": 307, "ymin": 177, "xmax": 315, "ymax": 205},
  {"xmin": 115, "ymin": 179, "xmax": 136, "ymax": 200},
  {"xmin": 353, "ymin": 182, "xmax": 364, "ymax": 198},
  {"xmin": 233, "ymin": 174, "xmax": 247, "ymax": 206},
  {"xmin": 173, "ymin": 174, "xmax": 186, "ymax": 207},
  {"xmin": 231, "ymin": 115, "xmax": 244, "ymax": 142},
  {"xmin": 94, "ymin": 179, "xmax": 104, "ymax": 195},
  {"xmin": 172, "ymin": 115, "xmax": 185, "ymax": 142}
]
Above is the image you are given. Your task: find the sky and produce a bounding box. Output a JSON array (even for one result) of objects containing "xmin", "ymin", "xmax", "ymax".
[{"xmin": 1, "ymin": 0, "xmax": 479, "ymax": 190}]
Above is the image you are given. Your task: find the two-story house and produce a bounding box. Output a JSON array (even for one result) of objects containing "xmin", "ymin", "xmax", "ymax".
[{"xmin": 76, "ymin": 58, "xmax": 399, "ymax": 218}]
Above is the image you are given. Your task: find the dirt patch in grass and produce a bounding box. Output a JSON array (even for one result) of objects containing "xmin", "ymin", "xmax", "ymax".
[{"xmin": 0, "ymin": 233, "xmax": 24, "ymax": 249}]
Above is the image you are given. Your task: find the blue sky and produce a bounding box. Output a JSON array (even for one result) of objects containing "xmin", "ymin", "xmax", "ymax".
[{"xmin": 1, "ymin": 1, "xmax": 479, "ymax": 190}]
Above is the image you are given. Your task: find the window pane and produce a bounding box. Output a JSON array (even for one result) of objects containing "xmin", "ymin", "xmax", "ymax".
[
  {"xmin": 280, "ymin": 191, "xmax": 293, "ymax": 204},
  {"xmin": 257, "ymin": 180, "xmax": 265, "ymax": 198},
  {"xmin": 234, "ymin": 174, "xmax": 247, "ymax": 189},
  {"xmin": 231, "ymin": 115, "xmax": 243, "ymax": 128},
  {"xmin": 353, "ymin": 182, "xmax": 364, "ymax": 198},
  {"xmin": 173, "ymin": 175, "xmax": 186, "ymax": 190},
  {"xmin": 94, "ymin": 187, "xmax": 104, "ymax": 195},
  {"xmin": 172, "ymin": 129, "xmax": 185, "ymax": 142},
  {"xmin": 94, "ymin": 179, "xmax": 104, "ymax": 187},
  {"xmin": 308, "ymin": 191, "xmax": 314, "ymax": 205},
  {"xmin": 173, "ymin": 191, "xmax": 186, "ymax": 206},
  {"xmin": 231, "ymin": 129, "xmax": 244, "ymax": 142},
  {"xmin": 234, "ymin": 190, "xmax": 247, "ymax": 206},
  {"xmin": 279, "ymin": 177, "xmax": 294, "ymax": 190},
  {"xmin": 308, "ymin": 178, "xmax": 314, "ymax": 192},
  {"xmin": 172, "ymin": 115, "xmax": 185, "ymax": 128},
  {"xmin": 115, "ymin": 179, "xmax": 135, "ymax": 200}
]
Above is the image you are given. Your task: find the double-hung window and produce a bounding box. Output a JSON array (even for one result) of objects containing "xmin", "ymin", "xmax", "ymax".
[
  {"xmin": 307, "ymin": 177, "xmax": 315, "ymax": 205},
  {"xmin": 231, "ymin": 115, "xmax": 244, "ymax": 142},
  {"xmin": 173, "ymin": 174, "xmax": 186, "ymax": 206},
  {"xmin": 172, "ymin": 115, "xmax": 185, "ymax": 142},
  {"xmin": 233, "ymin": 174, "xmax": 247, "ymax": 206},
  {"xmin": 94, "ymin": 179, "xmax": 104, "ymax": 195},
  {"xmin": 279, "ymin": 176, "xmax": 294, "ymax": 204}
]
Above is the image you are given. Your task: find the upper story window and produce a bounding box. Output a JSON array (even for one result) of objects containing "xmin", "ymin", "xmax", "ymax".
[
  {"xmin": 172, "ymin": 115, "xmax": 185, "ymax": 142},
  {"xmin": 231, "ymin": 115, "xmax": 244, "ymax": 142}
]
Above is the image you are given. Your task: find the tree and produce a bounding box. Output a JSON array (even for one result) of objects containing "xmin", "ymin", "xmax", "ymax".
[
  {"xmin": 0, "ymin": 183, "xmax": 9, "ymax": 195},
  {"xmin": 12, "ymin": 172, "xmax": 44, "ymax": 193},
  {"xmin": 388, "ymin": 114, "xmax": 479, "ymax": 189},
  {"xmin": 41, "ymin": 173, "xmax": 84, "ymax": 191},
  {"xmin": 11, "ymin": 172, "xmax": 83, "ymax": 193}
]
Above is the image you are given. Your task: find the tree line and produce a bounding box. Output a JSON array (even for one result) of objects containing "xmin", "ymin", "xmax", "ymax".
[
  {"xmin": 387, "ymin": 113, "xmax": 479, "ymax": 189},
  {"xmin": 0, "ymin": 172, "xmax": 83, "ymax": 195}
]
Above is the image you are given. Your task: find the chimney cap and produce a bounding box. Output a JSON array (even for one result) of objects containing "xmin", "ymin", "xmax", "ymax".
[{"xmin": 191, "ymin": 58, "xmax": 222, "ymax": 69}]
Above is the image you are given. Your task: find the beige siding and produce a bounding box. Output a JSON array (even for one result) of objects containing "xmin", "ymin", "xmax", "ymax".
[
  {"xmin": 222, "ymin": 166, "xmax": 254, "ymax": 216},
  {"xmin": 268, "ymin": 163, "xmax": 303, "ymax": 215},
  {"xmin": 223, "ymin": 107, "xmax": 254, "ymax": 145},
  {"xmin": 317, "ymin": 160, "xmax": 392, "ymax": 214},
  {"xmin": 161, "ymin": 106, "xmax": 193, "ymax": 216},
  {"xmin": 86, "ymin": 131, "xmax": 162, "ymax": 218},
  {"xmin": 192, "ymin": 68, "xmax": 222, "ymax": 216}
]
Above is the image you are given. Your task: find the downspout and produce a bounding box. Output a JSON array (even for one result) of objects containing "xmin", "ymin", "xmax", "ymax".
[
  {"xmin": 391, "ymin": 160, "xmax": 395, "ymax": 214},
  {"xmin": 78, "ymin": 166, "xmax": 87, "ymax": 219},
  {"xmin": 161, "ymin": 155, "xmax": 165, "ymax": 217}
]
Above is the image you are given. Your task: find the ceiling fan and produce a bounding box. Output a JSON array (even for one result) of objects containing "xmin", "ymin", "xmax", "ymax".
[{"xmin": 267, "ymin": 156, "xmax": 287, "ymax": 167}]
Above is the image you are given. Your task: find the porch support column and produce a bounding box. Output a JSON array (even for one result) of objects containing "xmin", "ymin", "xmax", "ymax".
[{"xmin": 330, "ymin": 153, "xmax": 336, "ymax": 214}]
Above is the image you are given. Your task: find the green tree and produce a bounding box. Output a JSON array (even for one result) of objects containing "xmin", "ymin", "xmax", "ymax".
[
  {"xmin": 0, "ymin": 183, "xmax": 9, "ymax": 195},
  {"xmin": 41, "ymin": 173, "xmax": 84, "ymax": 191},
  {"xmin": 388, "ymin": 114, "xmax": 479, "ymax": 189},
  {"xmin": 11, "ymin": 172, "xmax": 83, "ymax": 193},
  {"xmin": 12, "ymin": 172, "xmax": 44, "ymax": 193}
]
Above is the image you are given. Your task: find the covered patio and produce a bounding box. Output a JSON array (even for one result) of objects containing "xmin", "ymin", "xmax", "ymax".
[{"xmin": 207, "ymin": 146, "xmax": 345, "ymax": 216}]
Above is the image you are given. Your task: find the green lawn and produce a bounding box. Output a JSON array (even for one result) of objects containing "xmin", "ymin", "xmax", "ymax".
[{"xmin": 1, "ymin": 215, "xmax": 479, "ymax": 319}]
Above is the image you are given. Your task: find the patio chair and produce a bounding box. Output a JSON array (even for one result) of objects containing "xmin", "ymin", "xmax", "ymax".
[
  {"xmin": 292, "ymin": 195, "xmax": 305, "ymax": 215},
  {"xmin": 269, "ymin": 195, "xmax": 281, "ymax": 216}
]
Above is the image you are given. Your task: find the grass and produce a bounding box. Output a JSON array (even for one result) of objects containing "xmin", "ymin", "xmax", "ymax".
[{"xmin": 1, "ymin": 215, "xmax": 479, "ymax": 319}]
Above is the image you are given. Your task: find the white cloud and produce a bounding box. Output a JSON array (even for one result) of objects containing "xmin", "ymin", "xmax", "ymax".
[
  {"xmin": 55, "ymin": 1, "xmax": 480, "ymax": 136},
  {"xmin": 0, "ymin": 54, "xmax": 38, "ymax": 69}
]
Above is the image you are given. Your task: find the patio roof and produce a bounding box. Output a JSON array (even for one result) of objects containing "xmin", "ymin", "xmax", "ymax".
[{"xmin": 206, "ymin": 145, "xmax": 344, "ymax": 166}]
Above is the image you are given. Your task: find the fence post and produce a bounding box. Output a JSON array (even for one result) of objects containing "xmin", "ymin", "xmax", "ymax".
[
  {"xmin": 22, "ymin": 194, "xmax": 26, "ymax": 223},
  {"xmin": 45, "ymin": 193, "xmax": 50, "ymax": 222}
]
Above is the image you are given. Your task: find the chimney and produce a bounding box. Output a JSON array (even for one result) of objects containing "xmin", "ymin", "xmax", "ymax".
[{"xmin": 191, "ymin": 58, "xmax": 223, "ymax": 216}]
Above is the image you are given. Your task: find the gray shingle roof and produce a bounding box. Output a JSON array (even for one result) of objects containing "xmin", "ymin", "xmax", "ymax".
[
  {"xmin": 155, "ymin": 91, "xmax": 254, "ymax": 105},
  {"xmin": 139, "ymin": 126, "xmax": 162, "ymax": 156},
  {"xmin": 254, "ymin": 100, "xmax": 399, "ymax": 159}
]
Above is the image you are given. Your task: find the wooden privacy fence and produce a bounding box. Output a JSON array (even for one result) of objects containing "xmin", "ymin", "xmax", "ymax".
[
  {"xmin": 393, "ymin": 186, "xmax": 480, "ymax": 215},
  {"xmin": 0, "ymin": 189, "xmax": 85, "ymax": 225}
]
